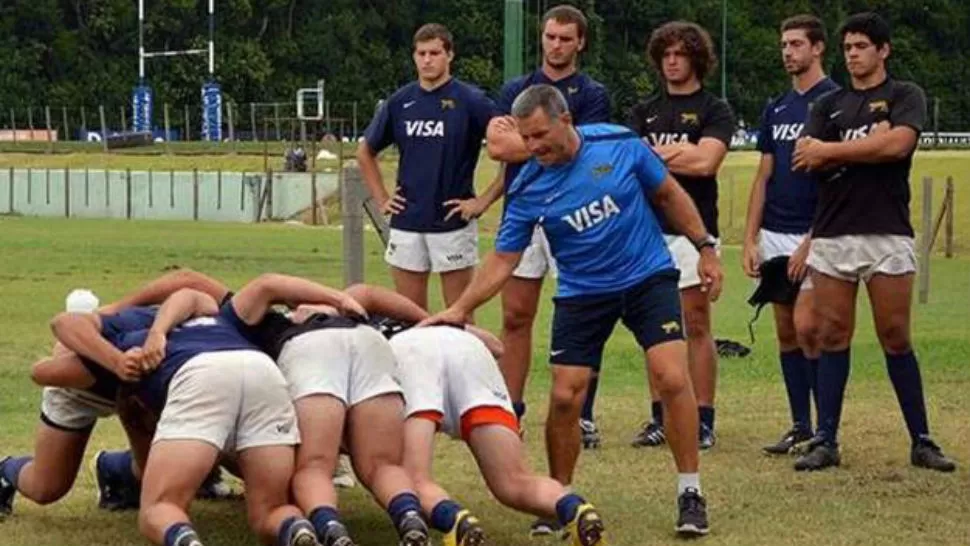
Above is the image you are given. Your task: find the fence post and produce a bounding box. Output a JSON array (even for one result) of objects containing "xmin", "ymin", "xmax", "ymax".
[
  {"xmin": 918, "ymin": 176, "xmax": 933, "ymax": 304},
  {"xmin": 342, "ymin": 162, "xmax": 365, "ymax": 286},
  {"xmin": 9, "ymin": 108, "xmax": 15, "ymax": 144},
  {"xmin": 352, "ymin": 101, "xmax": 358, "ymax": 139},
  {"xmin": 84, "ymin": 168, "xmax": 89, "ymax": 207},
  {"xmin": 45, "ymin": 106, "xmax": 54, "ymax": 153},
  {"xmin": 944, "ymin": 177, "xmax": 954, "ymax": 258},
  {"xmin": 169, "ymin": 170, "xmax": 175, "ymax": 208},
  {"xmin": 8, "ymin": 166, "xmax": 13, "ymax": 213},
  {"xmin": 217, "ymin": 169, "xmax": 223, "ymax": 210},
  {"xmin": 274, "ymin": 102, "xmax": 281, "ymax": 141},
  {"xmin": 80, "ymin": 106, "xmax": 88, "ymax": 136},
  {"xmin": 193, "ymin": 168, "xmax": 200, "ymax": 221},
  {"xmin": 250, "ymin": 102, "xmax": 257, "ymax": 142},
  {"xmin": 99, "ymin": 105, "xmax": 108, "ymax": 152},
  {"xmin": 120, "ymin": 106, "xmax": 127, "ymax": 133},
  {"xmin": 311, "ymin": 169, "xmax": 318, "ymax": 225},
  {"xmin": 184, "ymin": 105, "xmax": 191, "ymax": 141},
  {"xmin": 932, "ymin": 98, "xmax": 940, "ymax": 149},
  {"xmin": 727, "ymin": 174, "xmax": 735, "ymax": 230},
  {"xmin": 27, "ymin": 106, "xmax": 34, "ymax": 141},
  {"xmin": 148, "ymin": 170, "xmax": 154, "ymax": 208},
  {"xmin": 26, "ymin": 167, "xmax": 31, "ymax": 204},
  {"xmin": 64, "ymin": 166, "xmax": 70, "ymax": 217},
  {"xmin": 126, "ymin": 168, "xmax": 132, "ymax": 219},
  {"xmin": 163, "ymin": 103, "xmax": 171, "ymax": 155},
  {"xmin": 227, "ymin": 102, "xmax": 236, "ymax": 153},
  {"xmin": 61, "ymin": 106, "xmax": 69, "ymax": 143}
]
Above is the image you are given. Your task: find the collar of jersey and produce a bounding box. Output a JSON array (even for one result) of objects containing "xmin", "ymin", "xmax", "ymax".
[
  {"xmin": 794, "ymin": 76, "xmax": 834, "ymax": 97},
  {"xmin": 535, "ymin": 68, "xmax": 579, "ymax": 86},
  {"xmin": 663, "ymin": 85, "xmax": 705, "ymax": 99},
  {"xmin": 849, "ymin": 75, "xmax": 891, "ymax": 94},
  {"xmin": 417, "ymin": 77, "xmax": 454, "ymax": 95}
]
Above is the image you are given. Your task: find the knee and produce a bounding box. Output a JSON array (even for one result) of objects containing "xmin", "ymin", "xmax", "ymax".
[
  {"xmin": 487, "ymin": 473, "xmax": 526, "ymax": 509},
  {"xmin": 794, "ymin": 318, "xmax": 819, "ymax": 354},
  {"xmin": 817, "ymin": 315, "xmax": 852, "ymax": 350},
  {"xmin": 650, "ymin": 364, "xmax": 690, "ymax": 398},
  {"xmin": 549, "ymin": 380, "xmax": 585, "ymax": 416},
  {"xmin": 502, "ymin": 302, "xmax": 536, "ymax": 333},
  {"xmin": 30, "ymin": 482, "xmax": 71, "ymax": 505},
  {"xmin": 775, "ymin": 321, "xmax": 799, "ymax": 351},
  {"xmin": 683, "ymin": 305, "xmax": 711, "ymax": 339},
  {"xmin": 877, "ymin": 321, "xmax": 911, "ymax": 354},
  {"xmin": 352, "ymin": 450, "xmax": 401, "ymax": 487}
]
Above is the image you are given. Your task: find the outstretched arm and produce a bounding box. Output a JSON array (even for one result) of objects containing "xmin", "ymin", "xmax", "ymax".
[
  {"xmin": 230, "ymin": 273, "xmax": 367, "ymax": 326},
  {"xmin": 344, "ymin": 283, "xmax": 430, "ymax": 323},
  {"xmin": 50, "ymin": 312, "xmax": 140, "ymax": 382},
  {"xmin": 99, "ymin": 269, "xmax": 230, "ymax": 314}
]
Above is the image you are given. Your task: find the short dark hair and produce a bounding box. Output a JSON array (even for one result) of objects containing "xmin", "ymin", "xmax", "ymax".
[
  {"xmin": 413, "ymin": 23, "xmax": 453, "ymax": 52},
  {"xmin": 781, "ymin": 14, "xmax": 826, "ymax": 45},
  {"xmin": 648, "ymin": 21, "xmax": 718, "ymax": 81},
  {"xmin": 838, "ymin": 12, "xmax": 891, "ymax": 48},
  {"xmin": 511, "ymin": 84, "xmax": 569, "ymax": 120},
  {"xmin": 541, "ymin": 4, "xmax": 588, "ymax": 40}
]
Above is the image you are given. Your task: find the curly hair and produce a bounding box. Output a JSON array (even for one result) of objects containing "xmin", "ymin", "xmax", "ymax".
[{"xmin": 647, "ymin": 21, "xmax": 718, "ymax": 82}]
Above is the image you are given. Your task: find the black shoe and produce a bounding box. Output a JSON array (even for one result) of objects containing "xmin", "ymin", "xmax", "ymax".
[
  {"xmin": 762, "ymin": 427, "xmax": 814, "ymax": 455},
  {"xmin": 397, "ymin": 511, "xmax": 430, "ymax": 546},
  {"xmin": 92, "ymin": 451, "xmax": 141, "ymax": 511},
  {"xmin": 285, "ymin": 519, "xmax": 322, "ymax": 546},
  {"xmin": 0, "ymin": 457, "xmax": 16, "ymax": 520},
  {"xmin": 675, "ymin": 487, "xmax": 709, "ymax": 536},
  {"xmin": 528, "ymin": 517, "xmax": 562, "ymax": 538},
  {"xmin": 320, "ymin": 520, "xmax": 356, "ymax": 546},
  {"xmin": 699, "ymin": 424, "xmax": 717, "ymax": 451},
  {"xmin": 793, "ymin": 438, "xmax": 840, "ymax": 471},
  {"xmin": 911, "ymin": 436, "xmax": 956, "ymax": 473},
  {"xmin": 631, "ymin": 421, "xmax": 666, "ymax": 447},
  {"xmin": 580, "ymin": 419, "xmax": 601, "ymax": 449}
]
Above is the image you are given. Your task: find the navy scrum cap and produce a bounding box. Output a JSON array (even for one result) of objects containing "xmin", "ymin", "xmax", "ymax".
[{"xmin": 747, "ymin": 255, "xmax": 802, "ymax": 343}]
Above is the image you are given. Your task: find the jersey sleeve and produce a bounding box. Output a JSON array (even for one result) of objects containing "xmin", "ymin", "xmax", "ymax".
[
  {"xmin": 100, "ymin": 307, "xmax": 157, "ymax": 340},
  {"xmin": 576, "ymin": 84, "xmax": 611, "ymax": 124},
  {"xmin": 803, "ymin": 92, "xmax": 833, "ymax": 140},
  {"xmin": 629, "ymin": 138, "xmax": 669, "ymax": 195},
  {"xmin": 363, "ymin": 99, "xmax": 395, "ymax": 153},
  {"xmin": 891, "ymin": 83, "xmax": 927, "ymax": 134},
  {"xmin": 755, "ymin": 101, "xmax": 774, "ymax": 154},
  {"xmin": 625, "ymin": 103, "xmax": 644, "ymax": 135},
  {"xmin": 468, "ymin": 89, "xmax": 499, "ymax": 136},
  {"xmin": 701, "ymin": 99, "xmax": 735, "ymax": 145},
  {"xmin": 495, "ymin": 174, "xmax": 538, "ymax": 253}
]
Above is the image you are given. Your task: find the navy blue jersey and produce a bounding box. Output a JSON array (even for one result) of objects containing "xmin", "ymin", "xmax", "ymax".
[
  {"xmin": 803, "ymin": 77, "xmax": 925, "ymax": 238},
  {"xmin": 364, "ymin": 78, "xmax": 497, "ymax": 233},
  {"xmin": 756, "ymin": 77, "xmax": 840, "ymax": 233},
  {"xmin": 101, "ymin": 307, "xmax": 258, "ymax": 412},
  {"xmin": 497, "ymin": 124, "xmax": 673, "ymax": 297},
  {"xmin": 499, "ymin": 70, "xmax": 610, "ymax": 186},
  {"xmin": 219, "ymin": 301, "xmax": 362, "ymax": 360}
]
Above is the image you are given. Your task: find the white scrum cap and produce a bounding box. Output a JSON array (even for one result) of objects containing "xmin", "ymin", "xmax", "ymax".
[{"xmin": 65, "ymin": 289, "xmax": 100, "ymax": 313}]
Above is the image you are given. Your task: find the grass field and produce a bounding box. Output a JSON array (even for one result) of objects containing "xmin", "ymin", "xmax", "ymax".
[
  {"xmin": 1, "ymin": 148, "xmax": 967, "ymax": 252},
  {"xmin": 0, "ymin": 216, "xmax": 968, "ymax": 546}
]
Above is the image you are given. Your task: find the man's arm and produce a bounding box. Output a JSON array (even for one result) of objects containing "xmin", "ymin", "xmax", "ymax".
[
  {"xmin": 655, "ymin": 138, "xmax": 729, "ymax": 177},
  {"xmin": 231, "ymin": 273, "xmax": 366, "ymax": 326},
  {"xmin": 817, "ymin": 126, "xmax": 918, "ymax": 164},
  {"xmin": 343, "ymin": 283, "xmax": 430, "ymax": 323},
  {"xmin": 31, "ymin": 353, "xmax": 96, "ymax": 389},
  {"xmin": 356, "ymin": 102, "xmax": 405, "ymax": 214},
  {"xmin": 444, "ymin": 164, "xmax": 506, "ymax": 222},
  {"xmin": 650, "ymin": 175, "xmax": 710, "ymax": 243},
  {"xmin": 486, "ymin": 116, "xmax": 531, "ymax": 163},
  {"xmin": 741, "ymin": 153, "xmax": 774, "ymax": 277},
  {"xmin": 419, "ymin": 251, "xmax": 522, "ymax": 324},
  {"xmin": 49, "ymin": 312, "xmax": 138, "ymax": 381},
  {"xmin": 99, "ymin": 269, "xmax": 230, "ymax": 314},
  {"xmin": 140, "ymin": 288, "xmax": 220, "ymax": 367}
]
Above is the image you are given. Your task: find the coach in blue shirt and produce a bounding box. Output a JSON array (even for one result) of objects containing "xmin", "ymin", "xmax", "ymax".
[
  {"xmin": 357, "ymin": 23, "xmax": 497, "ymax": 314},
  {"xmin": 422, "ymin": 84, "xmax": 722, "ymax": 537}
]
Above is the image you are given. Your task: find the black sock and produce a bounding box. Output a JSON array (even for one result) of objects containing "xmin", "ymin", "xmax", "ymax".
[
  {"xmin": 581, "ymin": 373, "xmax": 599, "ymax": 421},
  {"xmin": 885, "ymin": 351, "xmax": 930, "ymax": 442},
  {"xmin": 699, "ymin": 406, "xmax": 715, "ymax": 430},
  {"xmin": 808, "ymin": 357, "xmax": 820, "ymax": 427},
  {"xmin": 651, "ymin": 401, "xmax": 664, "ymax": 425},
  {"xmin": 780, "ymin": 350, "xmax": 813, "ymax": 431},
  {"xmin": 816, "ymin": 349, "xmax": 851, "ymax": 444}
]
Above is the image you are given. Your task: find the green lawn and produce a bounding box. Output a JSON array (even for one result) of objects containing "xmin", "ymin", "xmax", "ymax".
[
  {"xmin": 2, "ymin": 148, "xmax": 967, "ymax": 252},
  {"xmin": 0, "ymin": 217, "xmax": 967, "ymax": 546}
]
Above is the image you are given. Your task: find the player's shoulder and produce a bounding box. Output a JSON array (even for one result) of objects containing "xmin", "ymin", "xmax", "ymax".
[
  {"xmin": 452, "ymin": 78, "xmax": 488, "ymax": 97},
  {"xmin": 501, "ymin": 72, "xmax": 535, "ymax": 96},
  {"xmin": 579, "ymin": 123, "xmax": 638, "ymax": 142},
  {"xmin": 699, "ymin": 89, "xmax": 732, "ymax": 112},
  {"xmin": 385, "ymin": 82, "xmax": 421, "ymax": 105},
  {"xmin": 888, "ymin": 78, "xmax": 925, "ymax": 100},
  {"xmin": 630, "ymin": 92, "xmax": 664, "ymax": 114},
  {"xmin": 506, "ymin": 160, "xmax": 545, "ymax": 198},
  {"xmin": 576, "ymin": 72, "xmax": 608, "ymax": 94}
]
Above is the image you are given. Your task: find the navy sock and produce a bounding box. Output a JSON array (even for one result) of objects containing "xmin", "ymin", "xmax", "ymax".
[
  {"xmin": 885, "ymin": 351, "xmax": 930, "ymax": 441},
  {"xmin": 699, "ymin": 406, "xmax": 715, "ymax": 430},
  {"xmin": 816, "ymin": 349, "xmax": 851, "ymax": 444},
  {"xmin": 309, "ymin": 506, "xmax": 340, "ymax": 539},
  {"xmin": 100, "ymin": 450, "xmax": 138, "ymax": 484},
  {"xmin": 651, "ymin": 401, "xmax": 664, "ymax": 425},
  {"xmin": 554, "ymin": 494, "xmax": 586, "ymax": 526},
  {"xmin": 0, "ymin": 456, "xmax": 31, "ymax": 488},
  {"xmin": 387, "ymin": 492, "xmax": 422, "ymax": 529},
  {"xmin": 808, "ymin": 357, "xmax": 820, "ymax": 425},
  {"xmin": 163, "ymin": 522, "xmax": 199, "ymax": 546},
  {"xmin": 580, "ymin": 373, "xmax": 599, "ymax": 421},
  {"xmin": 429, "ymin": 499, "xmax": 462, "ymax": 532},
  {"xmin": 513, "ymin": 401, "xmax": 527, "ymax": 422},
  {"xmin": 780, "ymin": 350, "xmax": 813, "ymax": 431}
]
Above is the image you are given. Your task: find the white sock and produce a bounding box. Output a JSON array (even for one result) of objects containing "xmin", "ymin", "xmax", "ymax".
[{"xmin": 678, "ymin": 473, "xmax": 701, "ymax": 496}]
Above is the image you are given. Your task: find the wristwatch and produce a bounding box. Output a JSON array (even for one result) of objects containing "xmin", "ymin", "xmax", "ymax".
[{"xmin": 692, "ymin": 234, "xmax": 717, "ymax": 252}]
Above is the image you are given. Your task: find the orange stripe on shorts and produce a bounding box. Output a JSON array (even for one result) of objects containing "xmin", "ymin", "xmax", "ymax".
[
  {"xmin": 410, "ymin": 410, "xmax": 444, "ymax": 432},
  {"xmin": 460, "ymin": 406, "xmax": 519, "ymax": 441}
]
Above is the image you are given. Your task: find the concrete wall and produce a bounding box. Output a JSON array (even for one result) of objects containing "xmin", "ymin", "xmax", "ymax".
[{"xmin": 0, "ymin": 168, "xmax": 338, "ymax": 223}]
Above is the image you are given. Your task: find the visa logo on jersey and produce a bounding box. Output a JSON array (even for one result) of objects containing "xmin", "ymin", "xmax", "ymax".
[
  {"xmin": 562, "ymin": 195, "xmax": 621, "ymax": 233},
  {"xmin": 647, "ymin": 132, "xmax": 690, "ymax": 145},
  {"xmin": 840, "ymin": 124, "xmax": 880, "ymax": 141},
  {"xmin": 772, "ymin": 123, "xmax": 804, "ymax": 141},
  {"xmin": 405, "ymin": 120, "xmax": 445, "ymax": 137}
]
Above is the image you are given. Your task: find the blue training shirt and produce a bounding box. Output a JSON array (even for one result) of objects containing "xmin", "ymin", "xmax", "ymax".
[
  {"xmin": 756, "ymin": 77, "xmax": 840, "ymax": 233},
  {"xmin": 496, "ymin": 124, "xmax": 674, "ymax": 298},
  {"xmin": 498, "ymin": 70, "xmax": 610, "ymax": 187},
  {"xmin": 364, "ymin": 78, "xmax": 497, "ymax": 233},
  {"xmin": 101, "ymin": 307, "xmax": 258, "ymax": 412}
]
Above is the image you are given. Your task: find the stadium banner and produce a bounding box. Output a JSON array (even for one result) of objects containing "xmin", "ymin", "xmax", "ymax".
[
  {"xmin": 201, "ymin": 80, "xmax": 222, "ymax": 141},
  {"xmin": 132, "ymin": 84, "xmax": 153, "ymax": 132}
]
